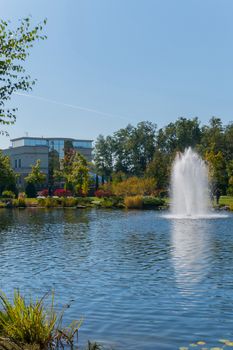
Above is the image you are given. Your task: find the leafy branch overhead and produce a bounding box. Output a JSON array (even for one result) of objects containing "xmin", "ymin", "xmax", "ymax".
[{"xmin": 0, "ymin": 17, "xmax": 47, "ymax": 134}]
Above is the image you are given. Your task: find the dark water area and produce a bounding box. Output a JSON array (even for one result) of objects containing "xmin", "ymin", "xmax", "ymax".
[{"xmin": 0, "ymin": 208, "xmax": 233, "ymax": 349}]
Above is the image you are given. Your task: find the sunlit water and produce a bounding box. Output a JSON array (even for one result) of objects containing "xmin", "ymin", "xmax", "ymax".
[{"xmin": 0, "ymin": 209, "xmax": 233, "ymax": 349}]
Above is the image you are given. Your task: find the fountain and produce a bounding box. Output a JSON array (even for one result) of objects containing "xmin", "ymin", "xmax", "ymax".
[{"xmin": 171, "ymin": 148, "xmax": 210, "ymax": 218}]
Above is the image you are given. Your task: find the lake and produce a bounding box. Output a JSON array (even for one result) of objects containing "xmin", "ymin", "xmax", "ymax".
[{"xmin": 0, "ymin": 208, "xmax": 233, "ymax": 349}]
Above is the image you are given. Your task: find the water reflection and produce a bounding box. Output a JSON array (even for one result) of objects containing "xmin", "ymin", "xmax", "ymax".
[{"xmin": 171, "ymin": 219, "xmax": 211, "ymax": 294}]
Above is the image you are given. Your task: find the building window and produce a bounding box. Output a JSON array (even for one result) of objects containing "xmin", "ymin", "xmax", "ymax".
[
  {"xmin": 18, "ymin": 159, "xmax": 21, "ymax": 168},
  {"xmin": 15, "ymin": 159, "xmax": 17, "ymax": 168}
]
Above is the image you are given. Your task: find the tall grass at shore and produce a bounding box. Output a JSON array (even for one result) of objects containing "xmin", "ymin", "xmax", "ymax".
[{"xmin": 0, "ymin": 290, "xmax": 81, "ymax": 350}]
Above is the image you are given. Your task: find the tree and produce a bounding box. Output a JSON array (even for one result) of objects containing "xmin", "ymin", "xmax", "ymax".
[
  {"xmin": 146, "ymin": 150, "xmax": 171, "ymax": 190},
  {"xmin": 94, "ymin": 135, "xmax": 114, "ymax": 180},
  {"xmin": 0, "ymin": 151, "xmax": 18, "ymax": 194},
  {"xmin": 0, "ymin": 17, "xmax": 46, "ymax": 134},
  {"xmin": 157, "ymin": 117, "xmax": 201, "ymax": 154},
  {"xmin": 25, "ymin": 160, "xmax": 46, "ymax": 198},
  {"xmin": 61, "ymin": 150, "xmax": 90, "ymax": 196},
  {"xmin": 199, "ymin": 117, "xmax": 225, "ymax": 155},
  {"xmin": 205, "ymin": 150, "xmax": 228, "ymax": 193},
  {"xmin": 128, "ymin": 121, "xmax": 157, "ymax": 175}
]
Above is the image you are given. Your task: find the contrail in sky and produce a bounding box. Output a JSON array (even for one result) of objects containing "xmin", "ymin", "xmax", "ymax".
[{"xmin": 14, "ymin": 92, "xmax": 130, "ymax": 121}]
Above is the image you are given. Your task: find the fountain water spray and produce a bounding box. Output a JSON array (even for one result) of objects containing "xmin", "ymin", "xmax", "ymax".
[{"xmin": 171, "ymin": 148, "xmax": 210, "ymax": 218}]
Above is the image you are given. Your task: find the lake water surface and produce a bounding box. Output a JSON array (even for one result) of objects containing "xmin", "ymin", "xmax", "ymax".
[{"xmin": 0, "ymin": 209, "xmax": 233, "ymax": 349}]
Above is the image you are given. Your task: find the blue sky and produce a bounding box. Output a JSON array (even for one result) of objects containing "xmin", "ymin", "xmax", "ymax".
[{"xmin": 1, "ymin": 0, "xmax": 233, "ymax": 148}]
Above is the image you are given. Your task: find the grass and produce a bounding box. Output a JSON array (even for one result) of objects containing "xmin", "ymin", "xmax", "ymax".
[
  {"xmin": 0, "ymin": 195, "xmax": 168, "ymax": 210},
  {"xmin": 219, "ymin": 195, "xmax": 233, "ymax": 210},
  {"xmin": 124, "ymin": 196, "xmax": 143, "ymax": 209},
  {"xmin": 0, "ymin": 290, "xmax": 81, "ymax": 350}
]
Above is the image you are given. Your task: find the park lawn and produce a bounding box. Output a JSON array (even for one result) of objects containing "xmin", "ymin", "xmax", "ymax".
[{"xmin": 219, "ymin": 195, "xmax": 233, "ymax": 208}]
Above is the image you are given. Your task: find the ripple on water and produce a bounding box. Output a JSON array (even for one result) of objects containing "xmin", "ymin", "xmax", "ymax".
[{"xmin": 0, "ymin": 209, "xmax": 233, "ymax": 349}]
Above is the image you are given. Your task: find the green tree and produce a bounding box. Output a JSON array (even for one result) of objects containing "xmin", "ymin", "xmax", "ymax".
[
  {"xmin": 157, "ymin": 117, "xmax": 201, "ymax": 154},
  {"xmin": 0, "ymin": 151, "xmax": 18, "ymax": 194},
  {"xmin": 25, "ymin": 160, "xmax": 46, "ymax": 185},
  {"xmin": 146, "ymin": 150, "xmax": 171, "ymax": 190},
  {"xmin": 129, "ymin": 121, "xmax": 157, "ymax": 175},
  {"xmin": 199, "ymin": 117, "xmax": 225, "ymax": 155},
  {"xmin": 0, "ymin": 17, "xmax": 46, "ymax": 134},
  {"xmin": 94, "ymin": 135, "xmax": 114, "ymax": 180},
  {"xmin": 226, "ymin": 160, "xmax": 233, "ymax": 195},
  {"xmin": 25, "ymin": 160, "xmax": 46, "ymax": 198},
  {"xmin": 205, "ymin": 150, "xmax": 228, "ymax": 193},
  {"xmin": 61, "ymin": 150, "xmax": 90, "ymax": 195}
]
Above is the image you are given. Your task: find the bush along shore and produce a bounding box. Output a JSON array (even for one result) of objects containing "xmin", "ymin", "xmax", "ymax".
[
  {"xmin": 0, "ymin": 290, "xmax": 101, "ymax": 350},
  {"xmin": 0, "ymin": 196, "xmax": 167, "ymax": 210}
]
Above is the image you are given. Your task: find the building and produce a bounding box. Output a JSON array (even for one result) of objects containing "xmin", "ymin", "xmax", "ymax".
[{"xmin": 2, "ymin": 137, "xmax": 93, "ymax": 188}]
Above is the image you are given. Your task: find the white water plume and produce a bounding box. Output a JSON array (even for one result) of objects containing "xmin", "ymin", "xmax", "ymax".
[{"xmin": 170, "ymin": 148, "xmax": 210, "ymax": 218}]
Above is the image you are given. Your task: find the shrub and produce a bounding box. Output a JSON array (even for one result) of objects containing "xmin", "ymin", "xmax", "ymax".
[
  {"xmin": 95, "ymin": 189, "xmax": 112, "ymax": 198},
  {"xmin": 113, "ymin": 177, "xmax": 157, "ymax": 197},
  {"xmin": 0, "ymin": 290, "xmax": 81, "ymax": 349},
  {"xmin": 44, "ymin": 198, "xmax": 58, "ymax": 208},
  {"xmin": 62, "ymin": 197, "xmax": 77, "ymax": 207},
  {"xmin": 54, "ymin": 189, "xmax": 72, "ymax": 197},
  {"xmin": 12, "ymin": 198, "xmax": 26, "ymax": 208},
  {"xmin": 38, "ymin": 189, "xmax": 49, "ymax": 197},
  {"xmin": 124, "ymin": 195, "xmax": 143, "ymax": 209},
  {"xmin": 100, "ymin": 199, "xmax": 114, "ymax": 208},
  {"xmin": 18, "ymin": 192, "xmax": 26, "ymax": 198},
  {"xmin": 2, "ymin": 190, "xmax": 15, "ymax": 199},
  {"xmin": 25, "ymin": 183, "xmax": 37, "ymax": 198},
  {"xmin": 142, "ymin": 196, "xmax": 165, "ymax": 209},
  {"xmin": 37, "ymin": 198, "xmax": 45, "ymax": 207}
]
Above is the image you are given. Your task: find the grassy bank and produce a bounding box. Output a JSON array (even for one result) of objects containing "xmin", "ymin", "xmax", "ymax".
[
  {"xmin": 219, "ymin": 195, "xmax": 233, "ymax": 210},
  {"xmin": 0, "ymin": 196, "xmax": 167, "ymax": 210}
]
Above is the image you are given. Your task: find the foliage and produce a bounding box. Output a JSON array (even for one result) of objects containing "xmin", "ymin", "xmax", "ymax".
[
  {"xmin": 86, "ymin": 340, "xmax": 102, "ymax": 350},
  {"xmin": 94, "ymin": 116, "xmax": 233, "ymax": 195},
  {"xmin": 0, "ymin": 18, "xmax": 46, "ymax": 133},
  {"xmin": 0, "ymin": 290, "xmax": 81, "ymax": 349},
  {"xmin": 112, "ymin": 177, "xmax": 157, "ymax": 197},
  {"xmin": 2, "ymin": 190, "xmax": 15, "ymax": 198},
  {"xmin": 25, "ymin": 160, "xmax": 46, "ymax": 185},
  {"xmin": 54, "ymin": 189, "xmax": 72, "ymax": 197},
  {"xmin": 0, "ymin": 17, "xmax": 46, "ymax": 134},
  {"xmin": 94, "ymin": 135, "xmax": 114, "ymax": 180},
  {"xmin": 61, "ymin": 197, "xmax": 77, "ymax": 207},
  {"xmin": 94, "ymin": 185, "xmax": 112, "ymax": 198},
  {"xmin": 146, "ymin": 150, "xmax": 171, "ymax": 189},
  {"xmin": 142, "ymin": 196, "xmax": 165, "ymax": 209},
  {"xmin": 44, "ymin": 198, "xmax": 59, "ymax": 208},
  {"xmin": 124, "ymin": 196, "xmax": 143, "ymax": 209},
  {"xmin": 38, "ymin": 189, "xmax": 49, "ymax": 197},
  {"xmin": 25, "ymin": 182, "xmax": 37, "ymax": 198},
  {"xmin": 12, "ymin": 198, "xmax": 26, "ymax": 207},
  {"xmin": 0, "ymin": 152, "xmax": 18, "ymax": 194},
  {"xmin": 205, "ymin": 150, "xmax": 227, "ymax": 192},
  {"xmin": 59, "ymin": 151, "xmax": 90, "ymax": 196}
]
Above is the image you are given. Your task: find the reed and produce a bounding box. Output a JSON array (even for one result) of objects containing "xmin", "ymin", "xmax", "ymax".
[{"xmin": 0, "ymin": 290, "xmax": 81, "ymax": 350}]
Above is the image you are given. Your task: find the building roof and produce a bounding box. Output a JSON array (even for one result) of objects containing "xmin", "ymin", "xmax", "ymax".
[{"xmin": 11, "ymin": 136, "xmax": 93, "ymax": 142}]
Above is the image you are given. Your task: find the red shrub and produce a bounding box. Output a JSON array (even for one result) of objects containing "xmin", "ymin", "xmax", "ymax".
[
  {"xmin": 95, "ymin": 189, "xmax": 112, "ymax": 198},
  {"xmin": 38, "ymin": 189, "xmax": 49, "ymax": 197},
  {"xmin": 53, "ymin": 189, "xmax": 72, "ymax": 197}
]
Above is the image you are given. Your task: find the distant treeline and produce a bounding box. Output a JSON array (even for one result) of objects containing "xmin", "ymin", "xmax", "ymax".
[{"xmin": 94, "ymin": 117, "xmax": 233, "ymax": 194}]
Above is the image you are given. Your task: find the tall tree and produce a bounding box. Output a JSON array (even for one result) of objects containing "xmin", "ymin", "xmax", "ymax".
[
  {"xmin": 25, "ymin": 159, "xmax": 46, "ymax": 185},
  {"xmin": 0, "ymin": 17, "xmax": 46, "ymax": 134},
  {"xmin": 0, "ymin": 151, "xmax": 18, "ymax": 194},
  {"xmin": 94, "ymin": 135, "xmax": 114, "ymax": 180},
  {"xmin": 61, "ymin": 150, "xmax": 90, "ymax": 195}
]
